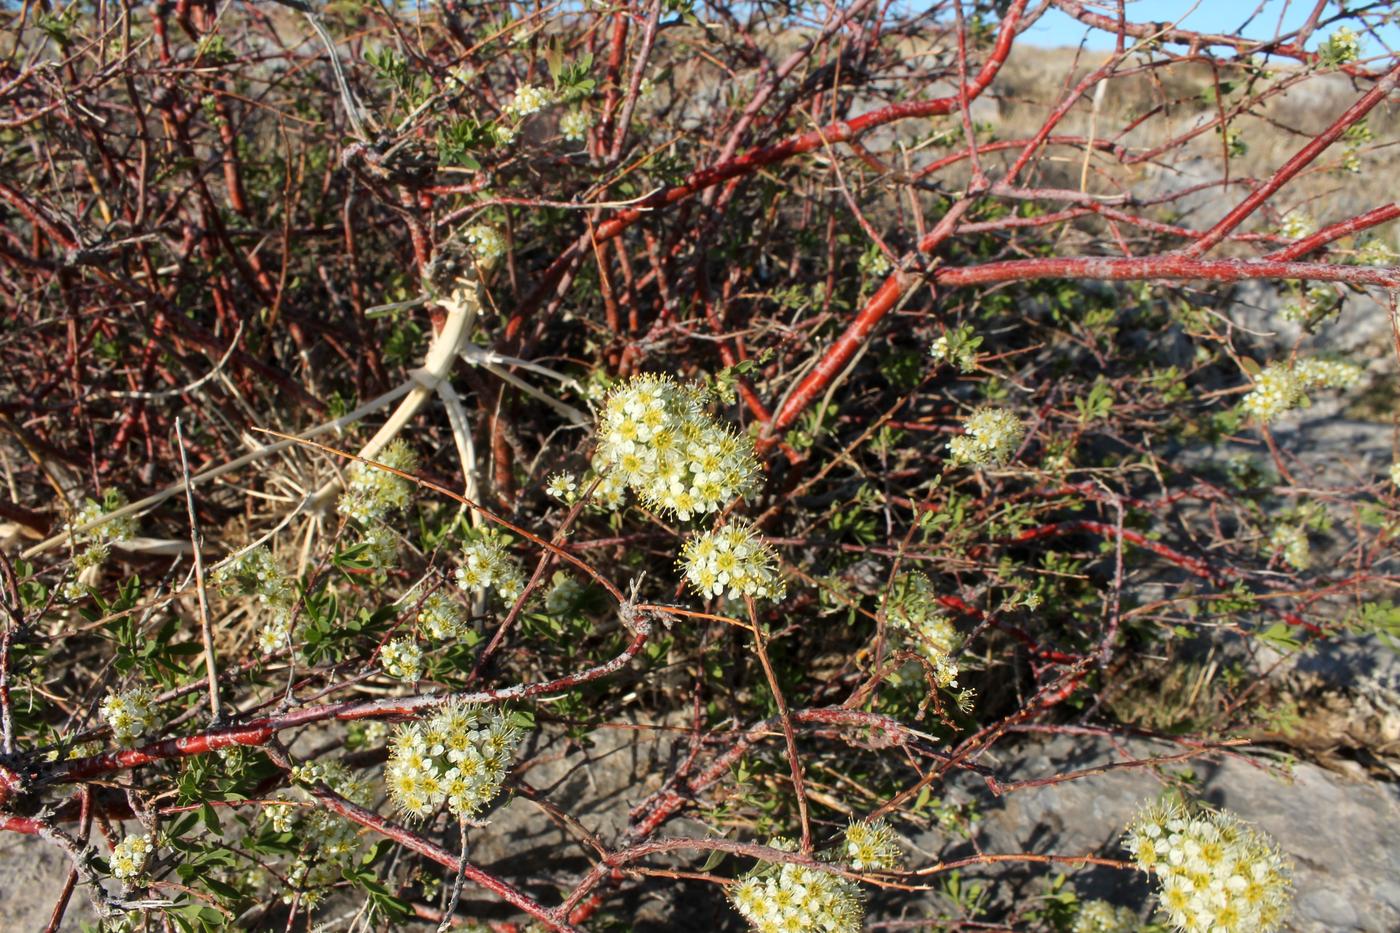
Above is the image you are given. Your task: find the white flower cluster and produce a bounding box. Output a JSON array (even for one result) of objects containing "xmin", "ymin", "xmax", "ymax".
[
  {"xmin": 1124, "ymin": 800, "xmax": 1292, "ymax": 933},
  {"xmin": 559, "ymin": 108, "xmax": 593, "ymax": 142},
  {"xmin": 464, "ymin": 224, "xmax": 506, "ymax": 266},
  {"xmin": 256, "ymin": 607, "xmax": 293, "ymax": 655},
  {"xmin": 505, "ymin": 83, "xmax": 552, "ymax": 119},
  {"xmin": 729, "ymin": 845, "xmax": 863, "ymax": 933},
  {"xmin": 1268, "ymin": 524, "xmax": 1310, "ymax": 571},
  {"xmin": 456, "ymin": 531, "xmax": 527, "ymax": 604},
  {"xmin": 1322, "ymin": 26, "xmax": 1360, "ymax": 65},
  {"xmin": 337, "ymin": 440, "xmax": 417, "ymax": 526},
  {"xmin": 882, "ymin": 572, "xmax": 961, "ymax": 688},
  {"xmin": 63, "ymin": 489, "xmax": 138, "ymax": 598},
  {"xmin": 380, "ymin": 636, "xmax": 424, "ymax": 681},
  {"xmin": 948, "ymin": 406, "xmax": 1025, "ymax": 467},
  {"xmin": 417, "ymin": 590, "xmax": 471, "ymax": 640},
  {"xmin": 1072, "ymin": 899, "xmax": 1139, "ymax": 933},
  {"xmin": 679, "ymin": 520, "xmax": 784, "ymax": 601},
  {"xmin": 110, "ymin": 833, "xmax": 153, "ymax": 882},
  {"xmin": 546, "ymin": 471, "xmax": 578, "ymax": 503},
  {"xmin": 1279, "ymin": 213, "xmax": 1314, "ymax": 240},
  {"xmin": 358, "ymin": 524, "xmax": 398, "ymax": 569},
  {"xmin": 1241, "ymin": 357, "xmax": 1363, "ymax": 423},
  {"xmin": 213, "ymin": 545, "xmax": 292, "ymax": 606},
  {"xmin": 384, "ymin": 700, "xmax": 523, "ymax": 819},
  {"xmin": 1391, "ymin": 462, "xmax": 1400, "ymax": 488},
  {"xmin": 843, "ymin": 818, "xmax": 902, "ymax": 871},
  {"xmin": 269, "ymin": 760, "xmax": 375, "ymax": 906},
  {"xmin": 594, "ymin": 374, "xmax": 759, "ymax": 520},
  {"xmin": 100, "ymin": 684, "xmax": 160, "ymax": 746}
]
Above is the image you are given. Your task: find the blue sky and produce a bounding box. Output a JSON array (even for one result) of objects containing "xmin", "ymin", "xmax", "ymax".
[{"xmin": 1022, "ymin": 0, "xmax": 1398, "ymax": 54}]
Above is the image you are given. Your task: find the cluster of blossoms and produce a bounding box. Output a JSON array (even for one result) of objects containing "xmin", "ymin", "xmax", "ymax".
[
  {"xmin": 100, "ymin": 683, "xmax": 160, "ymax": 746},
  {"xmin": 546, "ymin": 471, "xmax": 578, "ymax": 503},
  {"xmin": 882, "ymin": 572, "xmax": 961, "ymax": 688},
  {"xmin": 267, "ymin": 761, "xmax": 375, "ymax": 908},
  {"xmin": 456, "ymin": 531, "xmax": 527, "ymax": 604},
  {"xmin": 1071, "ymin": 900, "xmax": 1139, "ymax": 933},
  {"xmin": 504, "ymin": 83, "xmax": 552, "ymax": 119},
  {"xmin": 109, "ymin": 833, "xmax": 153, "ymax": 883},
  {"xmin": 416, "ymin": 589, "xmax": 471, "ymax": 640},
  {"xmin": 1268, "ymin": 524, "xmax": 1311, "ymax": 571},
  {"xmin": 1124, "ymin": 799, "xmax": 1292, "ymax": 932},
  {"xmin": 384, "ymin": 700, "xmax": 524, "ymax": 819},
  {"xmin": 858, "ymin": 244, "xmax": 892, "ymax": 277},
  {"xmin": 842, "ymin": 818, "xmax": 902, "ymax": 871},
  {"xmin": 337, "ymin": 440, "xmax": 417, "ymax": 526},
  {"xmin": 1240, "ymin": 357, "xmax": 1363, "ymax": 423},
  {"xmin": 213, "ymin": 545, "xmax": 297, "ymax": 654},
  {"xmin": 594, "ymin": 374, "xmax": 760, "ymax": 521},
  {"xmin": 463, "ymin": 224, "xmax": 506, "ymax": 266},
  {"xmin": 1278, "ymin": 213, "xmax": 1314, "ymax": 240},
  {"xmin": 1281, "ymin": 285, "xmax": 1339, "ymax": 325},
  {"xmin": 1391, "ymin": 462, "xmax": 1400, "ymax": 488},
  {"xmin": 63, "ymin": 489, "xmax": 138, "ymax": 598},
  {"xmin": 559, "ymin": 108, "xmax": 593, "ymax": 142},
  {"xmin": 679, "ymin": 520, "xmax": 784, "ymax": 601},
  {"xmin": 380, "ymin": 636, "xmax": 424, "ymax": 681},
  {"xmin": 1322, "ymin": 26, "xmax": 1360, "ymax": 65},
  {"xmin": 948, "ymin": 406, "xmax": 1025, "ymax": 467},
  {"xmin": 729, "ymin": 842, "xmax": 864, "ymax": 933}
]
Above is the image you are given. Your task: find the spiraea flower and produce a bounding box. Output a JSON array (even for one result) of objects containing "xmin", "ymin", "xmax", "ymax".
[
  {"xmin": 1390, "ymin": 462, "xmax": 1400, "ymax": 488},
  {"xmin": 213, "ymin": 545, "xmax": 293, "ymax": 607},
  {"xmin": 594, "ymin": 374, "xmax": 760, "ymax": 520},
  {"xmin": 1072, "ymin": 900, "xmax": 1139, "ymax": 933},
  {"xmin": 380, "ymin": 636, "xmax": 424, "ymax": 681},
  {"xmin": 1268, "ymin": 524, "xmax": 1311, "ymax": 571},
  {"xmin": 1241, "ymin": 357, "xmax": 1362, "ymax": 423},
  {"xmin": 1279, "ymin": 213, "xmax": 1314, "ymax": 240},
  {"xmin": 1124, "ymin": 799, "xmax": 1292, "ymax": 933},
  {"xmin": 948, "ymin": 406, "xmax": 1025, "ymax": 467},
  {"xmin": 337, "ymin": 440, "xmax": 417, "ymax": 525},
  {"xmin": 256, "ymin": 606, "xmax": 294, "ymax": 655},
  {"xmin": 1322, "ymin": 26, "xmax": 1360, "ymax": 65},
  {"xmin": 729, "ymin": 844, "xmax": 864, "ymax": 933},
  {"xmin": 100, "ymin": 684, "xmax": 160, "ymax": 746},
  {"xmin": 679, "ymin": 520, "xmax": 784, "ymax": 602},
  {"xmin": 63, "ymin": 488, "xmax": 139, "ymax": 597},
  {"xmin": 546, "ymin": 471, "xmax": 578, "ymax": 503},
  {"xmin": 110, "ymin": 833, "xmax": 153, "ymax": 882},
  {"xmin": 270, "ymin": 759, "xmax": 376, "ymax": 901},
  {"xmin": 843, "ymin": 818, "xmax": 902, "ymax": 872},
  {"xmin": 456, "ymin": 531, "xmax": 527, "ymax": 604},
  {"xmin": 464, "ymin": 224, "xmax": 506, "ymax": 266},
  {"xmin": 384, "ymin": 700, "xmax": 524, "ymax": 820},
  {"xmin": 882, "ymin": 572, "xmax": 961, "ymax": 688},
  {"xmin": 504, "ymin": 83, "xmax": 552, "ymax": 119},
  {"xmin": 416, "ymin": 590, "xmax": 471, "ymax": 641},
  {"xmin": 559, "ymin": 108, "xmax": 593, "ymax": 142},
  {"xmin": 929, "ymin": 324, "xmax": 982, "ymax": 373}
]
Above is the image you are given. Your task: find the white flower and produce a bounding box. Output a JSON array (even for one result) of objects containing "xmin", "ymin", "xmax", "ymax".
[
  {"xmin": 729, "ymin": 844, "xmax": 863, "ymax": 933},
  {"xmin": 594, "ymin": 374, "xmax": 759, "ymax": 520},
  {"xmin": 1125, "ymin": 801, "xmax": 1292, "ymax": 933},
  {"xmin": 380, "ymin": 636, "xmax": 424, "ymax": 681},
  {"xmin": 546, "ymin": 471, "xmax": 578, "ymax": 503},
  {"xmin": 559, "ymin": 108, "xmax": 593, "ymax": 143},
  {"xmin": 416, "ymin": 590, "xmax": 471, "ymax": 641},
  {"xmin": 337, "ymin": 440, "xmax": 417, "ymax": 526},
  {"xmin": 948, "ymin": 406, "xmax": 1025, "ymax": 467},
  {"xmin": 1322, "ymin": 26, "xmax": 1360, "ymax": 65},
  {"xmin": 1241, "ymin": 357, "xmax": 1362, "ymax": 423},
  {"xmin": 110, "ymin": 833, "xmax": 153, "ymax": 882},
  {"xmin": 1390, "ymin": 462, "xmax": 1400, "ymax": 488},
  {"xmin": 679, "ymin": 520, "xmax": 784, "ymax": 602},
  {"xmin": 1279, "ymin": 213, "xmax": 1313, "ymax": 240},
  {"xmin": 505, "ymin": 83, "xmax": 552, "ymax": 119},
  {"xmin": 456, "ymin": 531, "xmax": 527, "ymax": 604},
  {"xmin": 1072, "ymin": 899, "xmax": 1139, "ymax": 933},
  {"xmin": 843, "ymin": 818, "xmax": 902, "ymax": 871},
  {"xmin": 463, "ymin": 224, "xmax": 506, "ymax": 265},
  {"xmin": 1268, "ymin": 524, "xmax": 1310, "ymax": 571},
  {"xmin": 882, "ymin": 572, "xmax": 961, "ymax": 688},
  {"xmin": 213, "ymin": 545, "xmax": 293, "ymax": 606},
  {"xmin": 100, "ymin": 684, "xmax": 160, "ymax": 746},
  {"xmin": 385, "ymin": 700, "xmax": 523, "ymax": 820}
]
